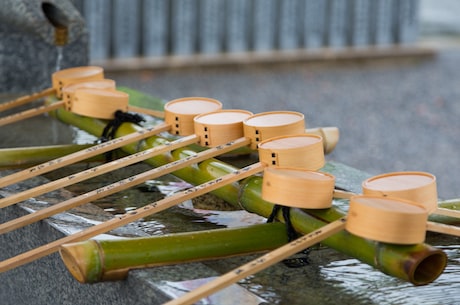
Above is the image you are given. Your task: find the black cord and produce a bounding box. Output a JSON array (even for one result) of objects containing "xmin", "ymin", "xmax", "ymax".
[
  {"xmin": 267, "ymin": 204, "xmax": 310, "ymax": 268},
  {"xmin": 98, "ymin": 110, "xmax": 145, "ymax": 161}
]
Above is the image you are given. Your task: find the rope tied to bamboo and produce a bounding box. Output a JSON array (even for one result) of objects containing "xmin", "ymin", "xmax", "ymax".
[
  {"xmin": 98, "ymin": 110, "xmax": 145, "ymax": 161},
  {"xmin": 266, "ymin": 204, "xmax": 310, "ymax": 267}
]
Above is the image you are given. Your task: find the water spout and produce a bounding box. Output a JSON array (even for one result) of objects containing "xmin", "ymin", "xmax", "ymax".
[
  {"xmin": 42, "ymin": 2, "xmax": 69, "ymax": 46},
  {"xmin": 0, "ymin": 0, "xmax": 83, "ymax": 46},
  {"xmin": 54, "ymin": 26, "xmax": 68, "ymax": 46},
  {"xmin": 0, "ymin": 0, "xmax": 88, "ymax": 93}
]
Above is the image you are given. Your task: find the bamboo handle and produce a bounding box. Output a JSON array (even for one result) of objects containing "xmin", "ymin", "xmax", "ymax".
[
  {"xmin": 0, "ymin": 88, "xmax": 55, "ymax": 112},
  {"xmin": 0, "ymin": 123, "xmax": 170, "ymax": 189},
  {"xmin": 0, "ymin": 161, "xmax": 264, "ymax": 273},
  {"xmin": 164, "ymin": 218, "xmax": 347, "ymax": 305},
  {"xmin": 433, "ymin": 208, "xmax": 460, "ymax": 219},
  {"xmin": 426, "ymin": 221, "xmax": 460, "ymax": 237},
  {"xmin": 0, "ymin": 101, "xmax": 65, "ymax": 127},
  {"xmin": 0, "ymin": 134, "xmax": 200, "ymax": 209},
  {"xmin": 127, "ymin": 105, "xmax": 165, "ymax": 118},
  {"xmin": 0, "ymin": 137, "xmax": 251, "ymax": 234}
]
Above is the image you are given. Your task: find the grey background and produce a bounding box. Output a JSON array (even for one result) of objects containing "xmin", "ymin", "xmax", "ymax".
[{"xmin": 103, "ymin": 1, "xmax": 460, "ymax": 200}]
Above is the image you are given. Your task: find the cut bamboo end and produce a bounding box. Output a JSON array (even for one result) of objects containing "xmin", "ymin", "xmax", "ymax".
[
  {"xmin": 262, "ymin": 167, "xmax": 335, "ymax": 208},
  {"xmin": 52, "ymin": 66, "xmax": 104, "ymax": 98},
  {"xmin": 164, "ymin": 97, "xmax": 223, "ymax": 136},
  {"xmin": 194, "ymin": 110, "xmax": 253, "ymax": 147},
  {"xmin": 346, "ymin": 195, "xmax": 428, "ymax": 245},
  {"xmin": 305, "ymin": 127, "xmax": 340, "ymax": 154},
  {"xmin": 258, "ymin": 134, "xmax": 325, "ymax": 170},
  {"xmin": 409, "ymin": 249, "xmax": 447, "ymax": 286},
  {"xmin": 243, "ymin": 111, "xmax": 306, "ymax": 150},
  {"xmin": 71, "ymin": 88, "xmax": 129, "ymax": 119},
  {"xmin": 59, "ymin": 240, "xmax": 103, "ymax": 284},
  {"xmin": 362, "ymin": 171, "xmax": 438, "ymax": 213},
  {"xmin": 62, "ymin": 79, "xmax": 116, "ymax": 110}
]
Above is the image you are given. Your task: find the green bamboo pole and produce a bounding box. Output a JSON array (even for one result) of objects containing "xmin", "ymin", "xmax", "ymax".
[
  {"xmin": 0, "ymin": 144, "xmax": 101, "ymax": 169},
  {"xmin": 59, "ymin": 222, "xmax": 288, "ymax": 283},
  {"xmin": 429, "ymin": 199, "xmax": 460, "ymax": 225},
  {"xmin": 51, "ymin": 107, "xmax": 243, "ymax": 205},
  {"xmin": 238, "ymin": 176, "xmax": 448, "ymax": 285},
  {"xmin": 48, "ymin": 92, "xmax": 453, "ymax": 285}
]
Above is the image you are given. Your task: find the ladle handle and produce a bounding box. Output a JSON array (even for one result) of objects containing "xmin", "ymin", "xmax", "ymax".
[
  {"xmin": 0, "ymin": 88, "xmax": 55, "ymax": 112},
  {"xmin": 127, "ymin": 105, "xmax": 165, "ymax": 118},
  {"xmin": 0, "ymin": 123, "xmax": 170, "ymax": 188},
  {"xmin": 0, "ymin": 101, "xmax": 64, "ymax": 127},
  {"xmin": 426, "ymin": 221, "xmax": 460, "ymax": 237},
  {"xmin": 164, "ymin": 218, "xmax": 347, "ymax": 305},
  {"xmin": 333, "ymin": 189, "xmax": 356, "ymax": 199},
  {"xmin": 0, "ymin": 134, "xmax": 200, "ymax": 209},
  {"xmin": 433, "ymin": 208, "xmax": 460, "ymax": 219}
]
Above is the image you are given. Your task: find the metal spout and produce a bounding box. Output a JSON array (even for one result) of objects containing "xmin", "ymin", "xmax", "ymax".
[
  {"xmin": 0, "ymin": 0, "xmax": 85, "ymax": 46},
  {"xmin": 42, "ymin": 2, "xmax": 69, "ymax": 46},
  {"xmin": 54, "ymin": 26, "xmax": 68, "ymax": 46}
]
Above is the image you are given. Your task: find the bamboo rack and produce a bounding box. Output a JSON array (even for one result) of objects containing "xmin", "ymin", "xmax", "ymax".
[
  {"xmin": 1, "ymin": 86, "xmax": 458, "ymax": 300},
  {"xmin": 46, "ymin": 99, "xmax": 454, "ymax": 287}
]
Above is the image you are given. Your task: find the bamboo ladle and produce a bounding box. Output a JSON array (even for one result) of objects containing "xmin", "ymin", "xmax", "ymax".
[
  {"xmin": 346, "ymin": 195, "xmax": 460, "ymax": 240},
  {"xmin": 166, "ymin": 166, "xmax": 339, "ymax": 305},
  {"xmin": 0, "ymin": 79, "xmax": 117, "ymax": 127},
  {"xmin": 0, "ymin": 109, "xmax": 312, "ymax": 234},
  {"xmin": 65, "ymin": 85, "xmax": 165, "ymax": 119},
  {"xmin": 0, "ymin": 80, "xmax": 164, "ymax": 126},
  {"xmin": 0, "ymin": 66, "xmax": 104, "ymax": 113},
  {"xmin": 362, "ymin": 171, "xmax": 460, "ymax": 219},
  {"xmin": 0, "ymin": 96, "xmax": 222, "ymax": 189},
  {"xmin": 333, "ymin": 171, "xmax": 460, "ymax": 219},
  {"xmin": 0, "ymin": 108, "xmax": 322, "ymax": 272},
  {"xmin": 165, "ymin": 187, "xmax": 458, "ymax": 305}
]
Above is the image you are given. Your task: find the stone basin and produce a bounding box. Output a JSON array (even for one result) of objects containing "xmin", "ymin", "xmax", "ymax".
[
  {"xmin": 1, "ymin": 158, "xmax": 459, "ymax": 305},
  {"xmin": 1, "ymin": 90, "xmax": 459, "ymax": 304}
]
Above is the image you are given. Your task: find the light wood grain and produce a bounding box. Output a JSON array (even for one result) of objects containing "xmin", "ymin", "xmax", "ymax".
[
  {"xmin": 127, "ymin": 105, "xmax": 165, "ymax": 118},
  {"xmin": 426, "ymin": 221, "xmax": 460, "ymax": 237},
  {"xmin": 0, "ymin": 123, "xmax": 170, "ymax": 188},
  {"xmin": 0, "ymin": 101, "xmax": 64, "ymax": 127},
  {"xmin": 0, "ymin": 134, "xmax": 200, "ymax": 209},
  {"xmin": 433, "ymin": 208, "xmax": 460, "ymax": 219},
  {"xmin": 0, "ymin": 88, "xmax": 55, "ymax": 112}
]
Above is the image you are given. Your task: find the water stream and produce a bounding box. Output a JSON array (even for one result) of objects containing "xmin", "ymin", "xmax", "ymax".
[{"xmin": 55, "ymin": 46, "xmax": 64, "ymax": 72}]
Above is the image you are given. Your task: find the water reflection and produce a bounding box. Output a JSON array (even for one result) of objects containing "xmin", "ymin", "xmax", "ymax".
[
  {"xmin": 320, "ymin": 245, "xmax": 460, "ymax": 305},
  {"xmin": 82, "ymin": 169, "xmax": 460, "ymax": 305}
]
